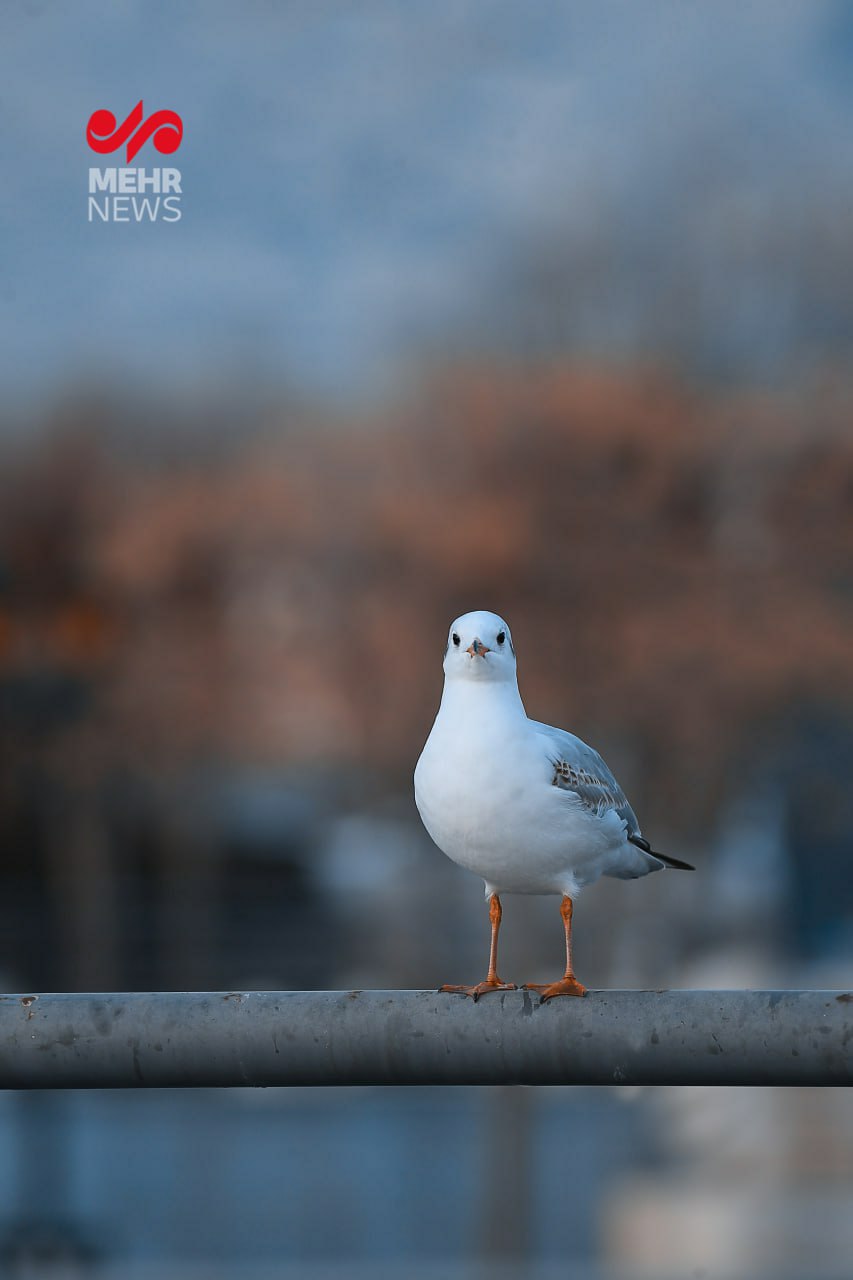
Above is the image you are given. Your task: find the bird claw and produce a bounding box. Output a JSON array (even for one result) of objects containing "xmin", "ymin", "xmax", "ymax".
[
  {"xmin": 523, "ymin": 977, "xmax": 587, "ymax": 1002},
  {"xmin": 438, "ymin": 979, "xmax": 517, "ymax": 1001}
]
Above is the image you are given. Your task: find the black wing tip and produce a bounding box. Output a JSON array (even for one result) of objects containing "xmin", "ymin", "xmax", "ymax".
[
  {"xmin": 628, "ymin": 832, "xmax": 695, "ymax": 871},
  {"xmin": 655, "ymin": 852, "xmax": 696, "ymax": 871}
]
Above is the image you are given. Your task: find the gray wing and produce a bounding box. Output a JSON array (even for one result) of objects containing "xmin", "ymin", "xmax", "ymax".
[
  {"xmin": 531, "ymin": 720, "xmax": 642, "ymax": 837},
  {"xmin": 532, "ymin": 721, "xmax": 695, "ymax": 872}
]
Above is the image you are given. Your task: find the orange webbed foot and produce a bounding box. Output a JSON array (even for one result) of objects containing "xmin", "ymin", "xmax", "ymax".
[
  {"xmin": 523, "ymin": 977, "xmax": 587, "ymax": 1001},
  {"xmin": 439, "ymin": 978, "xmax": 517, "ymax": 1001}
]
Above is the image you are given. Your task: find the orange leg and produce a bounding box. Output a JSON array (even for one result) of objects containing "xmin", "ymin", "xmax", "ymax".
[
  {"xmin": 440, "ymin": 893, "xmax": 517, "ymax": 1000},
  {"xmin": 523, "ymin": 895, "xmax": 587, "ymax": 1001}
]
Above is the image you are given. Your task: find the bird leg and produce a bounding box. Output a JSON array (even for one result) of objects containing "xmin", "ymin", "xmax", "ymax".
[
  {"xmin": 523, "ymin": 895, "xmax": 587, "ymax": 1000},
  {"xmin": 439, "ymin": 893, "xmax": 517, "ymax": 1000}
]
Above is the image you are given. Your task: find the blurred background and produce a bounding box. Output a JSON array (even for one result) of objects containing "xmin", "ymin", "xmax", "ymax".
[{"xmin": 2, "ymin": 1, "xmax": 853, "ymax": 1277}]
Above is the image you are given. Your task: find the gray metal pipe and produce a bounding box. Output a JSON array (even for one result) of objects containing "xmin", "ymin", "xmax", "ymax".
[{"xmin": 1, "ymin": 990, "xmax": 851, "ymax": 1089}]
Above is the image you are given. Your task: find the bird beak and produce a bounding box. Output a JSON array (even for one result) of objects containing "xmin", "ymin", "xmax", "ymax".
[{"xmin": 466, "ymin": 638, "xmax": 490, "ymax": 658}]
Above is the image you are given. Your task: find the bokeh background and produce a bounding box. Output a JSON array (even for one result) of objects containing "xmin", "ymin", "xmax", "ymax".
[{"xmin": 2, "ymin": 2, "xmax": 853, "ymax": 1277}]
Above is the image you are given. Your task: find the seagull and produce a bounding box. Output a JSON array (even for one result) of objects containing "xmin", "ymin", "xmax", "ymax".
[{"xmin": 414, "ymin": 609, "xmax": 693, "ymax": 1000}]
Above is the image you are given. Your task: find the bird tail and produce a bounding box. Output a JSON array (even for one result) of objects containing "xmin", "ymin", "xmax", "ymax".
[{"xmin": 628, "ymin": 832, "xmax": 694, "ymax": 871}]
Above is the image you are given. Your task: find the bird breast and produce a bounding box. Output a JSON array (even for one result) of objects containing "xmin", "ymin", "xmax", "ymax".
[{"xmin": 415, "ymin": 707, "xmax": 557, "ymax": 866}]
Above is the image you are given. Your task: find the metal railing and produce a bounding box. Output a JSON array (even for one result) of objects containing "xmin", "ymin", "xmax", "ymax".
[{"xmin": 2, "ymin": 989, "xmax": 850, "ymax": 1088}]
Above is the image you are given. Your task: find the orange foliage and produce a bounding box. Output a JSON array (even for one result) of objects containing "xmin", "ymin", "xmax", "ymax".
[{"xmin": 1, "ymin": 363, "xmax": 851, "ymax": 832}]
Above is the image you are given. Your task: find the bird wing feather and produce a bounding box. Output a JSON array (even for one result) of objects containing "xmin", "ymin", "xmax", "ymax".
[
  {"xmin": 530, "ymin": 720, "xmax": 642, "ymax": 834},
  {"xmin": 532, "ymin": 721, "xmax": 695, "ymax": 871}
]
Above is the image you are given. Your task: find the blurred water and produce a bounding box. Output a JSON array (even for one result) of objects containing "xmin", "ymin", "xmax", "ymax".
[
  {"xmin": 3, "ymin": 2, "xmax": 853, "ymax": 410},
  {"xmin": 0, "ymin": 1086, "xmax": 641, "ymax": 1272}
]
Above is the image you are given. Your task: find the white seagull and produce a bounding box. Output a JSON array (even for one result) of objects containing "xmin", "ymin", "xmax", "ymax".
[{"xmin": 414, "ymin": 609, "xmax": 693, "ymax": 1000}]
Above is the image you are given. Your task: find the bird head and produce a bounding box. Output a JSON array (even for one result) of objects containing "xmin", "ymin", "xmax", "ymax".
[{"xmin": 443, "ymin": 610, "xmax": 516, "ymax": 684}]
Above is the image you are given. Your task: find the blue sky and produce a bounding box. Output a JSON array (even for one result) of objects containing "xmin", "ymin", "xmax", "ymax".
[{"xmin": 2, "ymin": 1, "xmax": 852, "ymax": 413}]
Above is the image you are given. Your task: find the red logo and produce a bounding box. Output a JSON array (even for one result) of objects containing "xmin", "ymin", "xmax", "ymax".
[{"xmin": 86, "ymin": 101, "xmax": 182, "ymax": 163}]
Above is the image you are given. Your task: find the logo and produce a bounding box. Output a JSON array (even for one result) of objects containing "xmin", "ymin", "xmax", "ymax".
[
  {"xmin": 86, "ymin": 101, "xmax": 183, "ymax": 224},
  {"xmin": 87, "ymin": 101, "xmax": 182, "ymax": 162}
]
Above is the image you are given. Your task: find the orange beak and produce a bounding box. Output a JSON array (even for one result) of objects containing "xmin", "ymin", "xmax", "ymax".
[{"xmin": 466, "ymin": 638, "xmax": 490, "ymax": 658}]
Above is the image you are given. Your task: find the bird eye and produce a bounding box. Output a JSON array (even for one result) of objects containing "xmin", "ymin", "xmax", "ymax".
[
  {"xmin": 452, "ymin": 633, "xmax": 461, "ymax": 647},
  {"xmin": 497, "ymin": 631, "xmax": 506, "ymax": 645}
]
